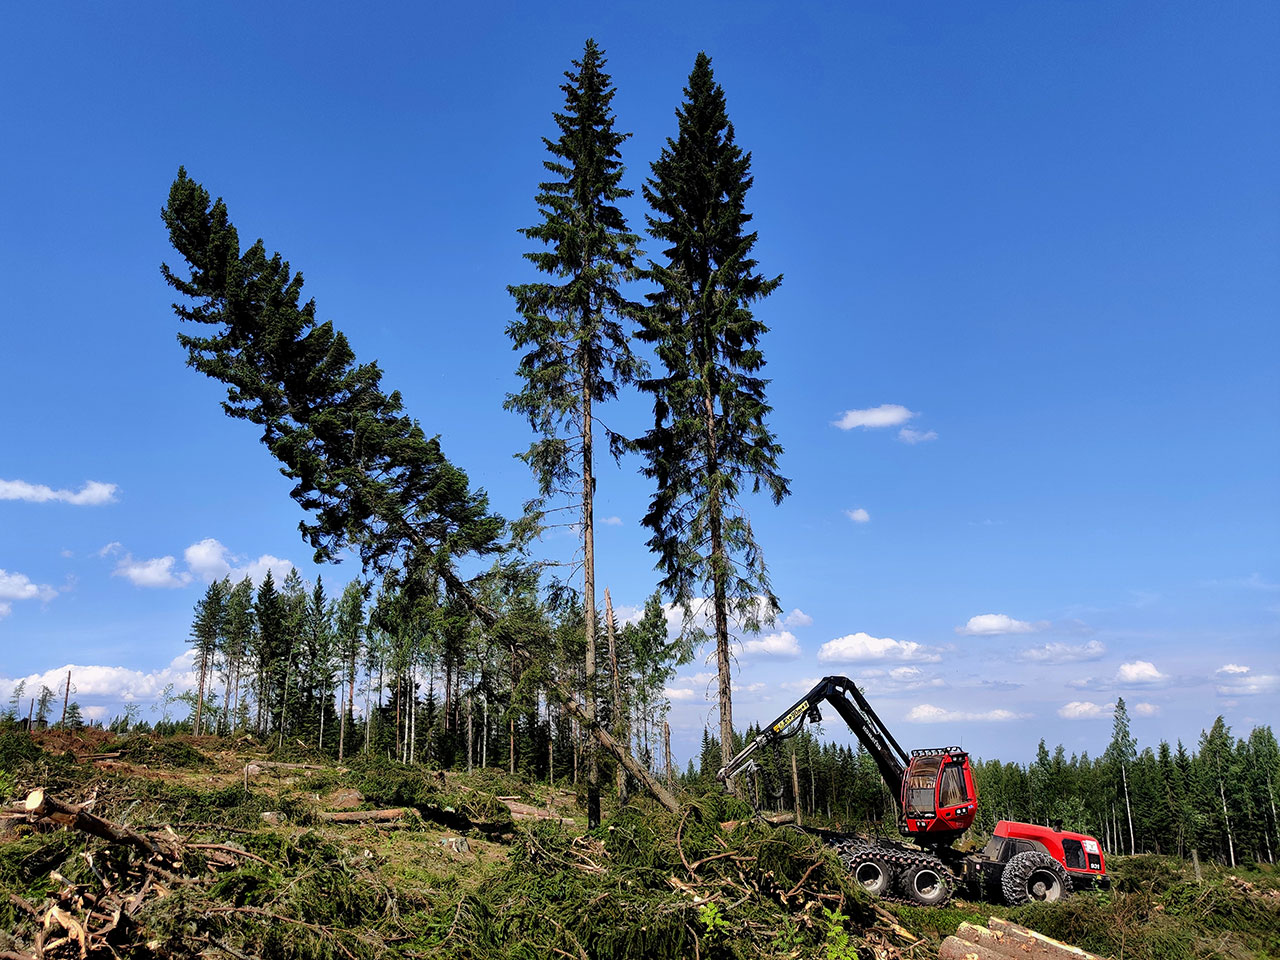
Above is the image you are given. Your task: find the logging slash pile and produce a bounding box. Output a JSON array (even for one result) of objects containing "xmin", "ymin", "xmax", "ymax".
[
  {"xmin": 2, "ymin": 730, "xmax": 1278, "ymax": 960},
  {"xmin": 0, "ymin": 730, "xmax": 916, "ymax": 960}
]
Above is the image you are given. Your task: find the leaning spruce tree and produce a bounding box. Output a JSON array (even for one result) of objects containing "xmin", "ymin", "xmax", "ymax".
[
  {"xmin": 161, "ymin": 168, "xmax": 680, "ymax": 812},
  {"xmin": 506, "ymin": 39, "xmax": 644, "ymax": 827},
  {"xmin": 638, "ymin": 52, "xmax": 789, "ymax": 767}
]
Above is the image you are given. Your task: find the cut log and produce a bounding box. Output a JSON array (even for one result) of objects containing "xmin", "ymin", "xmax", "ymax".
[
  {"xmin": 317, "ymin": 808, "xmax": 415, "ymax": 823},
  {"xmin": 24, "ymin": 789, "xmax": 176, "ymax": 860},
  {"xmin": 500, "ymin": 799, "xmax": 574, "ymax": 823},
  {"xmin": 986, "ymin": 918, "xmax": 1103, "ymax": 960},
  {"xmin": 940, "ymin": 937, "xmax": 1011, "ymax": 960}
]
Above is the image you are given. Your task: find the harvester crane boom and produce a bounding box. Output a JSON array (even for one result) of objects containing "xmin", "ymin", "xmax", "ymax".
[{"xmin": 717, "ymin": 675, "xmax": 909, "ymax": 800}]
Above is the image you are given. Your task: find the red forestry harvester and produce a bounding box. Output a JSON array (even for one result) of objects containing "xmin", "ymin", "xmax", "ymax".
[{"xmin": 718, "ymin": 676, "xmax": 1109, "ymax": 907}]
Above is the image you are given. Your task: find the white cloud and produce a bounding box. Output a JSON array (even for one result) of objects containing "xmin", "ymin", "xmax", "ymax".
[
  {"xmin": 184, "ymin": 538, "xmax": 233, "ymax": 580},
  {"xmin": 833, "ymin": 404, "xmax": 917, "ymax": 430},
  {"xmin": 114, "ymin": 555, "xmax": 191, "ymax": 589},
  {"xmin": 739, "ymin": 631, "xmax": 801, "ymax": 658},
  {"xmin": 0, "ymin": 652, "xmax": 198, "ymax": 706},
  {"xmin": 780, "ymin": 677, "xmax": 822, "ymax": 693},
  {"xmin": 0, "ymin": 569, "xmax": 58, "ymax": 603},
  {"xmin": 1116, "ymin": 661, "xmax": 1167, "ymax": 685},
  {"xmin": 783, "ymin": 609, "xmax": 813, "ymax": 628},
  {"xmin": 906, "ymin": 704, "xmax": 1026, "ymax": 723},
  {"xmin": 884, "ymin": 666, "xmax": 947, "ymax": 691},
  {"xmin": 0, "ymin": 478, "xmax": 119, "ymax": 506},
  {"xmin": 1058, "ymin": 701, "xmax": 1111, "ymax": 719},
  {"xmin": 109, "ymin": 538, "xmax": 295, "ymax": 589},
  {"xmin": 957, "ymin": 613, "xmax": 1046, "ymax": 636},
  {"xmin": 0, "ymin": 602, "xmax": 11, "ymax": 620},
  {"xmin": 818, "ymin": 632, "xmax": 942, "ymax": 664},
  {"xmin": 1215, "ymin": 669, "xmax": 1279, "ymax": 697},
  {"xmin": 1017, "ymin": 640, "xmax": 1106, "ymax": 664},
  {"xmin": 184, "ymin": 538, "xmax": 293, "ymax": 586},
  {"xmin": 1133, "ymin": 702, "xmax": 1160, "ymax": 716},
  {"xmin": 845, "ymin": 508, "xmax": 870, "ymax": 524},
  {"xmin": 663, "ymin": 687, "xmax": 697, "ymax": 701},
  {"xmin": 898, "ymin": 428, "xmax": 938, "ymax": 445},
  {"xmin": 600, "ymin": 515, "xmax": 623, "ymax": 526}
]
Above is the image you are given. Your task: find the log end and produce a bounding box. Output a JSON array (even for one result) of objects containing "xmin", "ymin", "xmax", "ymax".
[{"xmin": 23, "ymin": 789, "xmax": 46, "ymax": 814}]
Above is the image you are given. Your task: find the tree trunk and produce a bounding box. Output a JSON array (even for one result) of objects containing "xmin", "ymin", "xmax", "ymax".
[
  {"xmin": 193, "ymin": 649, "xmax": 209, "ymax": 736},
  {"xmin": 605, "ymin": 589, "xmax": 628, "ymax": 803},
  {"xmin": 1219, "ymin": 776, "xmax": 1236, "ymax": 867},
  {"xmin": 581, "ymin": 378, "xmax": 600, "ymax": 828},
  {"xmin": 1122, "ymin": 763, "xmax": 1136, "ymax": 856},
  {"xmin": 700, "ymin": 382, "xmax": 734, "ymax": 768},
  {"xmin": 664, "ymin": 720, "xmax": 674, "ymax": 791},
  {"xmin": 60, "ymin": 671, "xmax": 71, "ymax": 728},
  {"xmin": 444, "ymin": 654, "xmax": 452, "ymax": 732},
  {"xmin": 791, "ymin": 748, "xmax": 803, "ymax": 826},
  {"xmin": 409, "ymin": 663, "xmax": 417, "ymax": 765},
  {"xmin": 467, "ymin": 685, "xmax": 474, "ymax": 773}
]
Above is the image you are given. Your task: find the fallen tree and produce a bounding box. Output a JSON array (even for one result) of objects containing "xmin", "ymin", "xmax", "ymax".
[{"xmin": 161, "ymin": 170, "xmax": 680, "ymax": 815}]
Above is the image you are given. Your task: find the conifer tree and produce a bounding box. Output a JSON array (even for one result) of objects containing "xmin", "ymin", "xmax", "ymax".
[
  {"xmin": 1105, "ymin": 697, "xmax": 1138, "ymax": 855},
  {"xmin": 252, "ymin": 570, "xmax": 284, "ymax": 734},
  {"xmin": 637, "ymin": 52, "xmax": 789, "ymax": 765},
  {"xmin": 190, "ymin": 578, "xmax": 226, "ymax": 736},
  {"xmin": 6, "ymin": 679, "xmax": 26, "ymax": 721},
  {"xmin": 507, "ymin": 39, "xmax": 643, "ymax": 827},
  {"xmin": 220, "ymin": 577, "xmax": 255, "ymax": 734},
  {"xmin": 334, "ymin": 579, "xmax": 367, "ymax": 761}
]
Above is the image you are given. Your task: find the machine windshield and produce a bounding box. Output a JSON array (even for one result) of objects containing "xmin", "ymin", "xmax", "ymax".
[{"xmin": 904, "ymin": 756, "xmax": 941, "ymax": 816}]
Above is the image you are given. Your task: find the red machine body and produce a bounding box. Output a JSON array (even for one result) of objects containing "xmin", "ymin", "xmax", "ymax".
[{"xmin": 993, "ymin": 821, "xmax": 1107, "ymax": 884}]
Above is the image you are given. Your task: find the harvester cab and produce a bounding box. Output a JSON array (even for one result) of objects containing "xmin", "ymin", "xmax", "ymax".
[{"xmin": 900, "ymin": 747, "xmax": 977, "ymax": 840}]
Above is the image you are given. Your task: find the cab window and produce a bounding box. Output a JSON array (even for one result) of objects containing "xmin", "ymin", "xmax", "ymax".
[
  {"xmin": 1062, "ymin": 838, "xmax": 1086, "ymax": 869},
  {"xmin": 938, "ymin": 764, "xmax": 969, "ymax": 807},
  {"xmin": 905, "ymin": 757, "xmax": 941, "ymax": 815}
]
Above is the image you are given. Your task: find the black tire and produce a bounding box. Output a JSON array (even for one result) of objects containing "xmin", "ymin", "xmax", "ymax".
[
  {"xmin": 842, "ymin": 852, "xmax": 892, "ymax": 897},
  {"xmin": 1001, "ymin": 851, "xmax": 1072, "ymax": 905},
  {"xmin": 900, "ymin": 861, "xmax": 952, "ymax": 907}
]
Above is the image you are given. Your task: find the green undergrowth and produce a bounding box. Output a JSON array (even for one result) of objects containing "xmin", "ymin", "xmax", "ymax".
[
  {"xmin": 0, "ymin": 730, "xmax": 89, "ymax": 798},
  {"xmin": 888, "ymin": 855, "xmax": 1280, "ymax": 960},
  {"xmin": 117, "ymin": 734, "xmax": 211, "ymax": 768},
  {"xmin": 5, "ymin": 734, "xmax": 1280, "ymax": 960},
  {"xmin": 425, "ymin": 795, "xmax": 881, "ymax": 960}
]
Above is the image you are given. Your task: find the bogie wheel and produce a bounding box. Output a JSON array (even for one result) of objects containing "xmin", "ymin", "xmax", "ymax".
[
  {"xmin": 900, "ymin": 862, "xmax": 952, "ymax": 907},
  {"xmin": 1001, "ymin": 851, "xmax": 1072, "ymax": 906},
  {"xmin": 842, "ymin": 853, "xmax": 892, "ymax": 897}
]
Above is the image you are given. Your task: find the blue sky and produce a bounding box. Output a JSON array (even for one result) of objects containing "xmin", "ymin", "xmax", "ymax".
[{"xmin": 1, "ymin": 1, "xmax": 1276, "ymax": 763}]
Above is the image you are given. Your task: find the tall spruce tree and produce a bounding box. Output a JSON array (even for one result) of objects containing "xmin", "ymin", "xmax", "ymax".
[
  {"xmin": 506, "ymin": 39, "xmax": 644, "ymax": 826},
  {"xmin": 1104, "ymin": 698, "xmax": 1138, "ymax": 855},
  {"xmin": 637, "ymin": 52, "xmax": 789, "ymax": 765},
  {"xmin": 189, "ymin": 579, "xmax": 227, "ymax": 736}
]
